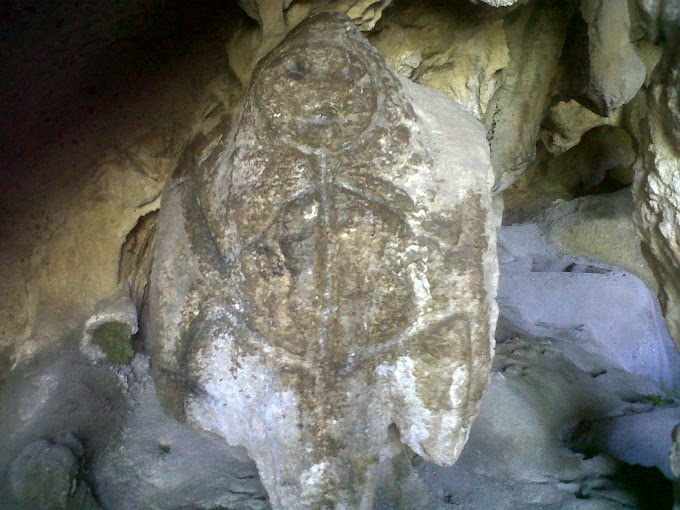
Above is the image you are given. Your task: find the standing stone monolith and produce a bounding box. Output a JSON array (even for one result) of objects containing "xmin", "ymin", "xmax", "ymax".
[{"xmin": 151, "ymin": 12, "xmax": 498, "ymax": 509}]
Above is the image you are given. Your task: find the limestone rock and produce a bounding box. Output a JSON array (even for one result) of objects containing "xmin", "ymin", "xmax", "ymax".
[
  {"xmin": 632, "ymin": 0, "xmax": 680, "ymax": 44},
  {"xmin": 0, "ymin": 348, "xmax": 267, "ymax": 510},
  {"xmin": 577, "ymin": 407, "xmax": 680, "ymax": 479},
  {"xmin": 471, "ymin": 0, "xmax": 522, "ymax": 6},
  {"xmin": 540, "ymin": 100, "xmax": 622, "ymax": 156},
  {"xmin": 0, "ymin": 13, "xmax": 242, "ymax": 372},
  {"xmin": 420, "ymin": 336, "xmax": 665, "ymax": 509},
  {"xmin": 238, "ymin": 0, "xmax": 392, "ymax": 31},
  {"xmin": 581, "ymin": 0, "xmax": 646, "ymax": 116},
  {"xmin": 119, "ymin": 211, "xmax": 158, "ymax": 313},
  {"xmin": 634, "ymin": 46, "xmax": 680, "ymax": 350},
  {"xmin": 549, "ymin": 125, "xmax": 636, "ymax": 189},
  {"xmin": 503, "ymin": 125, "xmax": 637, "ymax": 224},
  {"xmin": 90, "ymin": 358, "xmax": 270, "ymax": 510},
  {"xmin": 536, "ymin": 191, "xmax": 657, "ymax": 293},
  {"xmin": 229, "ymin": 0, "xmax": 394, "ymax": 84},
  {"xmin": 0, "ymin": 353, "xmax": 123, "ymax": 510},
  {"xmin": 485, "ymin": 0, "xmax": 574, "ymax": 191},
  {"xmin": 81, "ymin": 290, "xmax": 138, "ymax": 364},
  {"xmin": 412, "ymin": 220, "xmax": 680, "ymax": 508},
  {"xmin": 370, "ymin": 1, "xmax": 509, "ymax": 120},
  {"xmin": 497, "ymin": 224, "xmax": 680, "ymax": 387},
  {"xmin": 151, "ymin": 13, "xmax": 497, "ymax": 510}
]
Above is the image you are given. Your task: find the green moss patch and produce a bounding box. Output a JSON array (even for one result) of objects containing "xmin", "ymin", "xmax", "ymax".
[{"xmin": 92, "ymin": 321, "xmax": 133, "ymax": 365}]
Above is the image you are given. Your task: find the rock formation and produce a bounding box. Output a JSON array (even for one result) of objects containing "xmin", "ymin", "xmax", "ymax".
[
  {"xmin": 634, "ymin": 42, "xmax": 680, "ymax": 351},
  {"xmin": 228, "ymin": 0, "xmax": 395, "ymax": 85},
  {"xmin": 4, "ymin": 0, "xmax": 680, "ymax": 508},
  {"xmin": 151, "ymin": 12, "xmax": 497, "ymax": 509},
  {"xmin": 580, "ymin": 0, "xmax": 646, "ymax": 116}
]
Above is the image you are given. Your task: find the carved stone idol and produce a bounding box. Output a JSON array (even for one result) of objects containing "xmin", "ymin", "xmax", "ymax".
[{"xmin": 151, "ymin": 12, "xmax": 498, "ymax": 509}]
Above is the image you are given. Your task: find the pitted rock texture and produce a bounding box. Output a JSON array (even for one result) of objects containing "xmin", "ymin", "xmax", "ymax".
[
  {"xmin": 151, "ymin": 12, "xmax": 497, "ymax": 510},
  {"xmin": 634, "ymin": 46, "xmax": 680, "ymax": 350}
]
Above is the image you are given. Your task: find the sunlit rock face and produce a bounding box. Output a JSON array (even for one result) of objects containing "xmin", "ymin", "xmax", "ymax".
[
  {"xmin": 634, "ymin": 44, "xmax": 680, "ymax": 351},
  {"xmin": 151, "ymin": 12, "xmax": 497, "ymax": 509}
]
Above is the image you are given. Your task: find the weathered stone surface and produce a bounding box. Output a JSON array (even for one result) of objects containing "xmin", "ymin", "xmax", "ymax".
[
  {"xmin": 498, "ymin": 224, "xmax": 680, "ymax": 387},
  {"xmin": 632, "ymin": 0, "xmax": 680, "ymax": 44},
  {"xmin": 536, "ymin": 191, "xmax": 657, "ymax": 293},
  {"xmin": 80, "ymin": 290, "xmax": 138, "ymax": 364},
  {"xmin": 634, "ymin": 45, "xmax": 680, "ymax": 350},
  {"xmin": 578, "ymin": 406, "xmax": 680, "ymax": 479},
  {"xmin": 581, "ymin": 0, "xmax": 646, "ymax": 116},
  {"xmin": 0, "ymin": 4, "xmax": 243, "ymax": 372},
  {"xmin": 0, "ymin": 347, "xmax": 268, "ymax": 510},
  {"xmin": 670, "ymin": 423, "xmax": 680, "ymax": 510},
  {"xmin": 471, "ymin": 0, "xmax": 521, "ymax": 6},
  {"xmin": 229, "ymin": 0, "xmax": 394, "ymax": 84},
  {"xmin": 151, "ymin": 13, "xmax": 497, "ymax": 510},
  {"xmin": 9, "ymin": 440, "xmax": 78, "ymax": 510},
  {"xmin": 672, "ymin": 423, "xmax": 680, "ymax": 509},
  {"xmin": 540, "ymin": 99, "xmax": 623, "ymax": 156},
  {"xmin": 484, "ymin": 0, "xmax": 574, "ymax": 191},
  {"xmin": 503, "ymin": 124, "xmax": 637, "ymax": 224},
  {"xmin": 0, "ymin": 352, "xmax": 123, "ymax": 510},
  {"xmin": 90, "ymin": 357, "xmax": 270, "ymax": 510},
  {"xmin": 546, "ymin": 125, "xmax": 636, "ymax": 190},
  {"xmin": 370, "ymin": 1, "xmax": 509, "ymax": 121},
  {"xmin": 390, "ymin": 219, "xmax": 680, "ymax": 508}
]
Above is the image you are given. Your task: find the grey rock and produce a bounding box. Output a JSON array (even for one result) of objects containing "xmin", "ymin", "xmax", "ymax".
[
  {"xmin": 471, "ymin": 0, "xmax": 522, "ymax": 6},
  {"xmin": 497, "ymin": 224, "xmax": 680, "ymax": 387},
  {"xmin": 417, "ymin": 336, "xmax": 657, "ymax": 510},
  {"xmin": 409, "ymin": 221, "xmax": 680, "ymax": 508},
  {"xmin": 9, "ymin": 440, "xmax": 77, "ymax": 510},
  {"xmin": 577, "ymin": 406, "xmax": 680, "ymax": 479},
  {"xmin": 633, "ymin": 0, "xmax": 680, "ymax": 44},
  {"xmin": 151, "ymin": 12, "xmax": 497, "ymax": 510},
  {"xmin": 671, "ymin": 423, "xmax": 680, "ymax": 509},
  {"xmin": 90, "ymin": 357, "xmax": 269, "ymax": 510},
  {"xmin": 0, "ymin": 348, "xmax": 269, "ymax": 510},
  {"xmin": 0, "ymin": 351, "xmax": 121, "ymax": 510}
]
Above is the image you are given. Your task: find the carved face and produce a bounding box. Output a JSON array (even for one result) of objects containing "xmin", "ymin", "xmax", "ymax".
[{"xmin": 255, "ymin": 44, "xmax": 378, "ymax": 153}]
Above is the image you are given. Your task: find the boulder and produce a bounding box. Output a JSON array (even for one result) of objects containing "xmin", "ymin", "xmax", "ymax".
[{"xmin": 151, "ymin": 13, "xmax": 497, "ymax": 509}]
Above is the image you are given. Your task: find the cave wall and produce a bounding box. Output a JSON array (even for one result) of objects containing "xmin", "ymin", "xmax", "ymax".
[
  {"xmin": 1, "ymin": 0, "xmax": 680, "ymax": 369},
  {"xmin": 0, "ymin": 0, "xmax": 243, "ymax": 367}
]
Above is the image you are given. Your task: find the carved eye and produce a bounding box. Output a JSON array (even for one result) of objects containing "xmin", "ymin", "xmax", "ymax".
[{"xmin": 286, "ymin": 57, "xmax": 310, "ymax": 80}]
